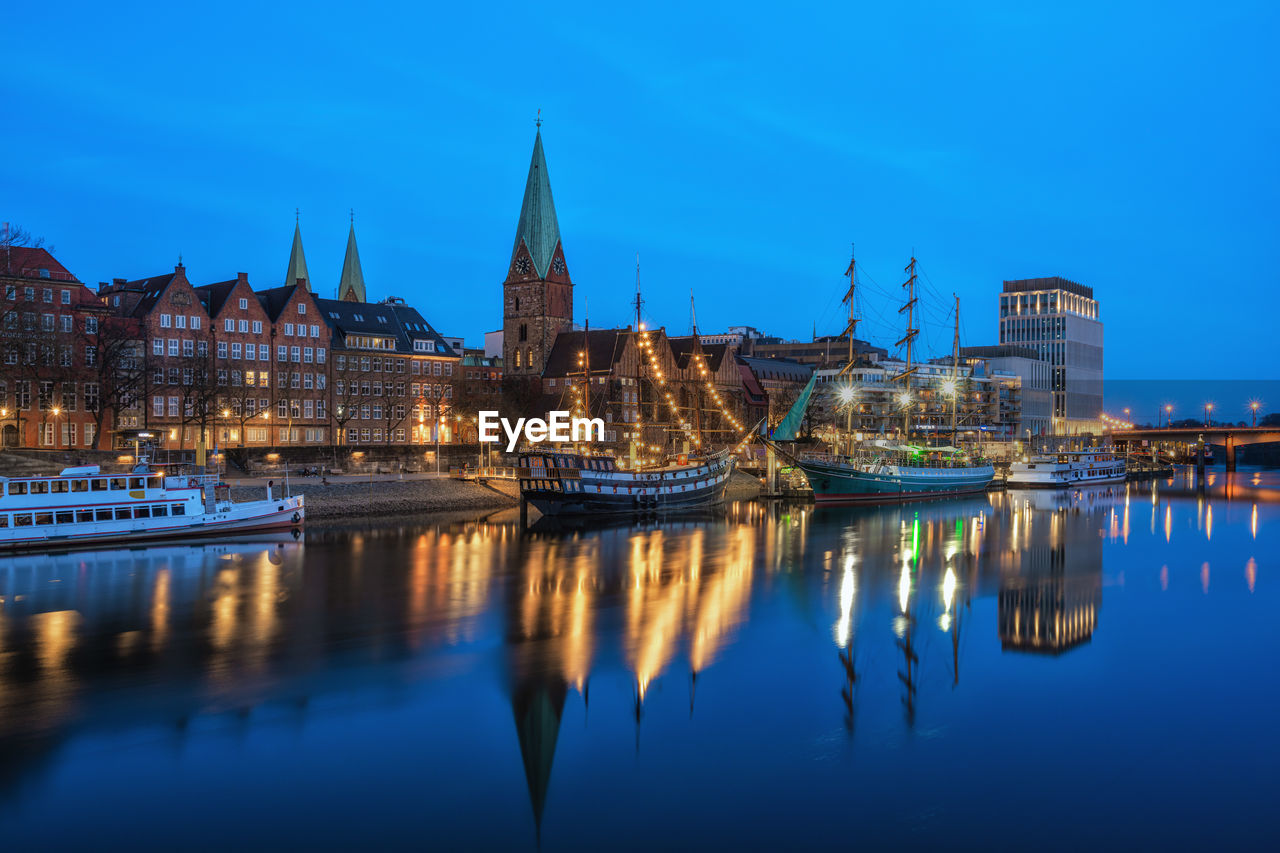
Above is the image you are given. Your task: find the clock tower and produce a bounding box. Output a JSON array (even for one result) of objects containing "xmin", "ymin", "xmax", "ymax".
[{"xmin": 503, "ymin": 124, "xmax": 573, "ymax": 379}]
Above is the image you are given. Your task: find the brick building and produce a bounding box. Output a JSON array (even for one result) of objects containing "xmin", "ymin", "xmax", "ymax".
[{"xmin": 0, "ymin": 246, "xmax": 116, "ymax": 448}]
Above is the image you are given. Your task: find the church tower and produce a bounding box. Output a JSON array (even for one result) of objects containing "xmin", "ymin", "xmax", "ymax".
[{"xmin": 503, "ymin": 123, "xmax": 573, "ymax": 378}]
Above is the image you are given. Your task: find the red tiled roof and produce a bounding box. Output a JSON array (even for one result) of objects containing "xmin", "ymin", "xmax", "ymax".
[{"xmin": 1, "ymin": 246, "xmax": 79, "ymax": 282}]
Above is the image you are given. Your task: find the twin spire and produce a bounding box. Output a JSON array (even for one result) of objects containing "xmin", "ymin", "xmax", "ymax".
[{"xmin": 282, "ymin": 212, "xmax": 366, "ymax": 301}]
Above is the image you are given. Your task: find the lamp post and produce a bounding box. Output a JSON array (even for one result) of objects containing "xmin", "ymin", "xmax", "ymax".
[
  {"xmin": 1251, "ymin": 401, "xmax": 1260, "ymax": 428},
  {"xmin": 1163, "ymin": 404, "xmax": 1173, "ymax": 428},
  {"xmin": 436, "ymin": 414, "xmax": 444, "ymax": 476},
  {"xmin": 1123, "ymin": 407, "xmax": 1130, "ymax": 428},
  {"xmin": 51, "ymin": 405, "xmax": 62, "ymax": 450},
  {"xmin": 1204, "ymin": 403, "xmax": 1213, "ymax": 427}
]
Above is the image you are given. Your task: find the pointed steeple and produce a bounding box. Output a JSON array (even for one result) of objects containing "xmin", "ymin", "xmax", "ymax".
[
  {"xmin": 284, "ymin": 211, "xmax": 310, "ymax": 289},
  {"xmin": 511, "ymin": 128, "xmax": 563, "ymax": 279},
  {"xmin": 338, "ymin": 213, "xmax": 366, "ymax": 302}
]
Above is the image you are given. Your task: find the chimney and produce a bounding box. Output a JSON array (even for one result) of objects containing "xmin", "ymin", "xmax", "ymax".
[{"xmin": 237, "ymin": 272, "xmax": 248, "ymax": 283}]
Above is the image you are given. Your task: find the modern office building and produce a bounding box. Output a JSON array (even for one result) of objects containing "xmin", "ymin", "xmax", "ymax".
[
  {"xmin": 961, "ymin": 345, "xmax": 1052, "ymax": 437},
  {"xmin": 998, "ymin": 277, "xmax": 1102, "ymax": 434}
]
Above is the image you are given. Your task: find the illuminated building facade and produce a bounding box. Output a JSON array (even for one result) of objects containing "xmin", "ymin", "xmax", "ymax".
[{"xmin": 998, "ymin": 277, "xmax": 1102, "ymax": 434}]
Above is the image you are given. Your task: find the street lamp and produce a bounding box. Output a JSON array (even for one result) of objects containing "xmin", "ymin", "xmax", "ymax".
[
  {"xmin": 1163, "ymin": 404, "xmax": 1173, "ymax": 428},
  {"xmin": 1250, "ymin": 400, "xmax": 1261, "ymax": 428},
  {"xmin": 1204, "ymin": 402, "xmax": 1213, "ymax": 427},
  {"xmin": 51, "ymin": 405, "xmax": 62, "ymax": 449}
]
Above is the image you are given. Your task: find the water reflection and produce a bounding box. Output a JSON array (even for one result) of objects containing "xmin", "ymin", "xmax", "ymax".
[{"xmin": 0, "ymin": 472, "xmax": 1275, "ymax": 848}]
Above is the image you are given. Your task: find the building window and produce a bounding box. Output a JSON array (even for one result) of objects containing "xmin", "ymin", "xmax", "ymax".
[
  {"xmin": 191, "ymin": 316, "xmax": 202, "ymax": 330},
  {"xmin": 175, "ymin": 315, "xmax": 186, "ymax": 329},
  {"xmin": 298, "ymin": 303, "xmax": 306, "ymax": 315},
  {"xmin": 225, "ymin": 318, "xmax": 234, "ymax": 332},
  {"xmin": 239, "ymin": 298, "xmax": 248, "ymax": 310},
  {"xmin": 252, "ymin": 321, "xmax": 262, "ymax": 333},
  {"xmin": 160, "ymin": 314, "xmax": 171, "ymax": 328}
]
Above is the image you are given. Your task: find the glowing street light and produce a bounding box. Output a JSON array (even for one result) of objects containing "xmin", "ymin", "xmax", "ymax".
[
  {"xmin": 1250, "ymin": 400, "xmax": 1261, "ymax": 427},
  {"xmin": 1162, "ymin": 404, "xmax": 1173, "ymax": 428},
  {"xmin": 1204, "ymin": 402, "xmax": 1214, "ymax": 427},
  {"xmin": 897, "ymin": 390, "xmax": 913, "ymax": 409},
  {"xmin": 837, "ymin": 384, "xmax": 855, "ymax": 405}
]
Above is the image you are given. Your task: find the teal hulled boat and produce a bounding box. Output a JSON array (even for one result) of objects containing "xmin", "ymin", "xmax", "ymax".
[{"xmin": 796, "ymin": 444, "xmax": 994, "ymax": 505}]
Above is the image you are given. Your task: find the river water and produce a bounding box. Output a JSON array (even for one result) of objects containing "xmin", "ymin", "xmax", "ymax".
[{"xmin": 1, "ymin": 469, "xmax": 1276, "ymax": 849}]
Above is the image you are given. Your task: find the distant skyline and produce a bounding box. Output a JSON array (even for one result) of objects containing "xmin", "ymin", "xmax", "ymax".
[{"xmin": 5, "ymin": 2, "xmax": 1277, "ymax": 381}]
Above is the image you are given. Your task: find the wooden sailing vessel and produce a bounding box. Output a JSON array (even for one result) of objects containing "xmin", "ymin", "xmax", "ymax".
[{"xmin": 789, "ymin": 250, "xmax": 994, "ymax": 504}]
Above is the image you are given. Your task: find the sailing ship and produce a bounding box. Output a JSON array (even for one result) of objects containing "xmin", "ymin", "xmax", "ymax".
[
  {"xmin": 783, "ymin": 251, "xmax": 994, "ymax": 504},
  {"xmin": 518, "ymin": 278, "xmax": 741, "ymax": 518},
  {"xmin": 0, "ymin": 457, "xmax": 304, "ymax": 551},
  {"xmin": 518, "ymin": 450, "xmax": 734, "ymax": 516},
  {"xmin": 1006, "ymin": 450, "xmax": 1126, "ymax": 487}
]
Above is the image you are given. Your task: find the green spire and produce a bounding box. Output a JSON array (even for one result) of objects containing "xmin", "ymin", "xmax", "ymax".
[
  {"xmin": 511, "ymin": 129, "xmax": 562, "ymax": 279},
  {"xmin": 284, "ymin": 213, "xmax": 310, "ymax": 289},
  {"xmin": 338, "ymin": 216, "xmax": 366, "ymax": 302}
]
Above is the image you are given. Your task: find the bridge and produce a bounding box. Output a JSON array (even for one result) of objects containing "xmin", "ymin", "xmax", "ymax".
[{"xmin": 1112, "ymin": 426, "xmax": 1280, "ymax": 471}]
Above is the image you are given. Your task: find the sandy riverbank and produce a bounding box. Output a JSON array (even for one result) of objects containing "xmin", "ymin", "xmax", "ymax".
[
  {"xmin": 237, "ymin": 477, "xmax": 519, "ymax": 521},
  {"xmin": 233, "ymin": 469, "xmax": 762, "ymax": 524}
]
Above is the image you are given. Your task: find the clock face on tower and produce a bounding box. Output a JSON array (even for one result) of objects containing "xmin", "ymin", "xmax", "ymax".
[
  {"xmin": 552, "ymin": 256, "xmax": 566, "ymax": 275},
  {"xmin": 514, "ymin": 256, "xmax": 531, "ymax": 275}
]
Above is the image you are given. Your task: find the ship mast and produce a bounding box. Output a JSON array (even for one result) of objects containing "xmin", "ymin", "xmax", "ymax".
[
  {"xmin": 634, "ymin": 254, "xmax": 645, "ymax": 465},
  {"xmin": 895, "ymin": 256, "xmax": 919, "ymax": 440},
  {"xmin": 840, "ymin": 245, "xmax": 859, "ymax": 452},
  {"xmin": 951, "ymin": 294, "xmax": 960, "ymax": 446}
]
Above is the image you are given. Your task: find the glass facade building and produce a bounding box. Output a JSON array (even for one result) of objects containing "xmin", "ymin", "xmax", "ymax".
[{"xmin": 998, "ymin": 277, "xmax": 1102, "ymax": 434}]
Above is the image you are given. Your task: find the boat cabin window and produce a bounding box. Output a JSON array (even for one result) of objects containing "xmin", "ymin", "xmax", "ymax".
[
  {"xmin": 135, "ymin": 505, "xmax": 151, "ymax": 519},
  {"xmin": 13, "ymin": 513, "xmax": 32, "ymax": 527},
  {"xmin": 153, "ymin": 505, "xmax": 168, "ymax": 517},
  {"xmin": 71, "ymin": 479, "xmax": 88, "ymax": 492},
  {"xmin": 34, "ymin": 512, "xmax": 53, "ymax": 525},
  {"xmin": 129, "ymin": 477, "xmax": 146, "ymax": 489},
  {"xmin": 30, "ymin": 482, "xmax": 48, "ymax": 495},
  {"xmin": 8, "ymin": 482, "xmax": 26, "ymax": 496},
  {"xmin": 149, "ymin": 476, "xmax": 163, "ymax": 489},
  {"xmin": 51, "ymin": 480, "xmax": 69, "ymax": 494},
  {"xmin": 0, "ymin": 515, "xmax": 7, "ymax": 528},
  {"xmin": 115, "ymin": 508, "xmax": 132, "ymax": 520},
  {"xmin": 171, "ymin": 503, "xmax": 185, "ymax": 516},
  {"xmin": 76, "ymin": 510, "xmax": 94, "ymax": 523},
  {"xmin": 109, "ymin": 477, "xmax": 127, "ymax": 490},
  {"xmin": 95, "ymin": 508, "xmax": 113, "ymax": 521},
  {"xmin": 91, "ymin": 479, "xmax": 108, "ymax": 492},
  {"xmin": 55, "ymin": 511, "xmax": 74, "ymax": 524}
]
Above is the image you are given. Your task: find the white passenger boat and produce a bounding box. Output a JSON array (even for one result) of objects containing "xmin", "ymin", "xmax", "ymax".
[
  {"xmin": 0, "ymin": 461, "xmax": 304, "ymax": 551},
  {"xmin": 1006, "ymin": 451, "xmax": 1126, "ymax": 488}
]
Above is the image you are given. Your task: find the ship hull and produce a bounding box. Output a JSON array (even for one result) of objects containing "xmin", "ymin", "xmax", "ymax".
[
  {"xmin": 798, "ymin": 459, "xmax": 994, "ymax": 505},
  {"xmin": 522, "ymin": 457, "xmax": 734, "ymax": 518},
  {"xmin": 0, "ymin": 497, "xmax": 305, "ymax": 552}
]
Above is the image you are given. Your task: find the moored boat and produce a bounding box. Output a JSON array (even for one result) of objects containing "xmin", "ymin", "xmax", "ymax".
[
  {"xmin": 518, "ymin": 450, "xmax": 734, "ymax": 517},
  {"xmin": 0, "ymin": 461, "xmax": 304, "ymax": 552},
  {"xmin": 1006, "ymin": 451, "xmax": 1126, "ymax": 488},
  {"xmin": 797, "ymin": 443, "xmax": 994, "ymax": 504}
]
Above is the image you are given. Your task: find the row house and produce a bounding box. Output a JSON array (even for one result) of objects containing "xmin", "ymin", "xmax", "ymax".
[
  {"xmin": 317, "ymin": 295, "xmax": 460, "ymax": 445},
  {"xmin": 0, "ymin": 247, "xmax": 119, "ymax": 449}
]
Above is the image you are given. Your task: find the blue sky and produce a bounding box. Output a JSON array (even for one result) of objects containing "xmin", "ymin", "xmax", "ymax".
[{"xmin": 5, "ymin": 1, "xmax": 1277, "ymax": 385}]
